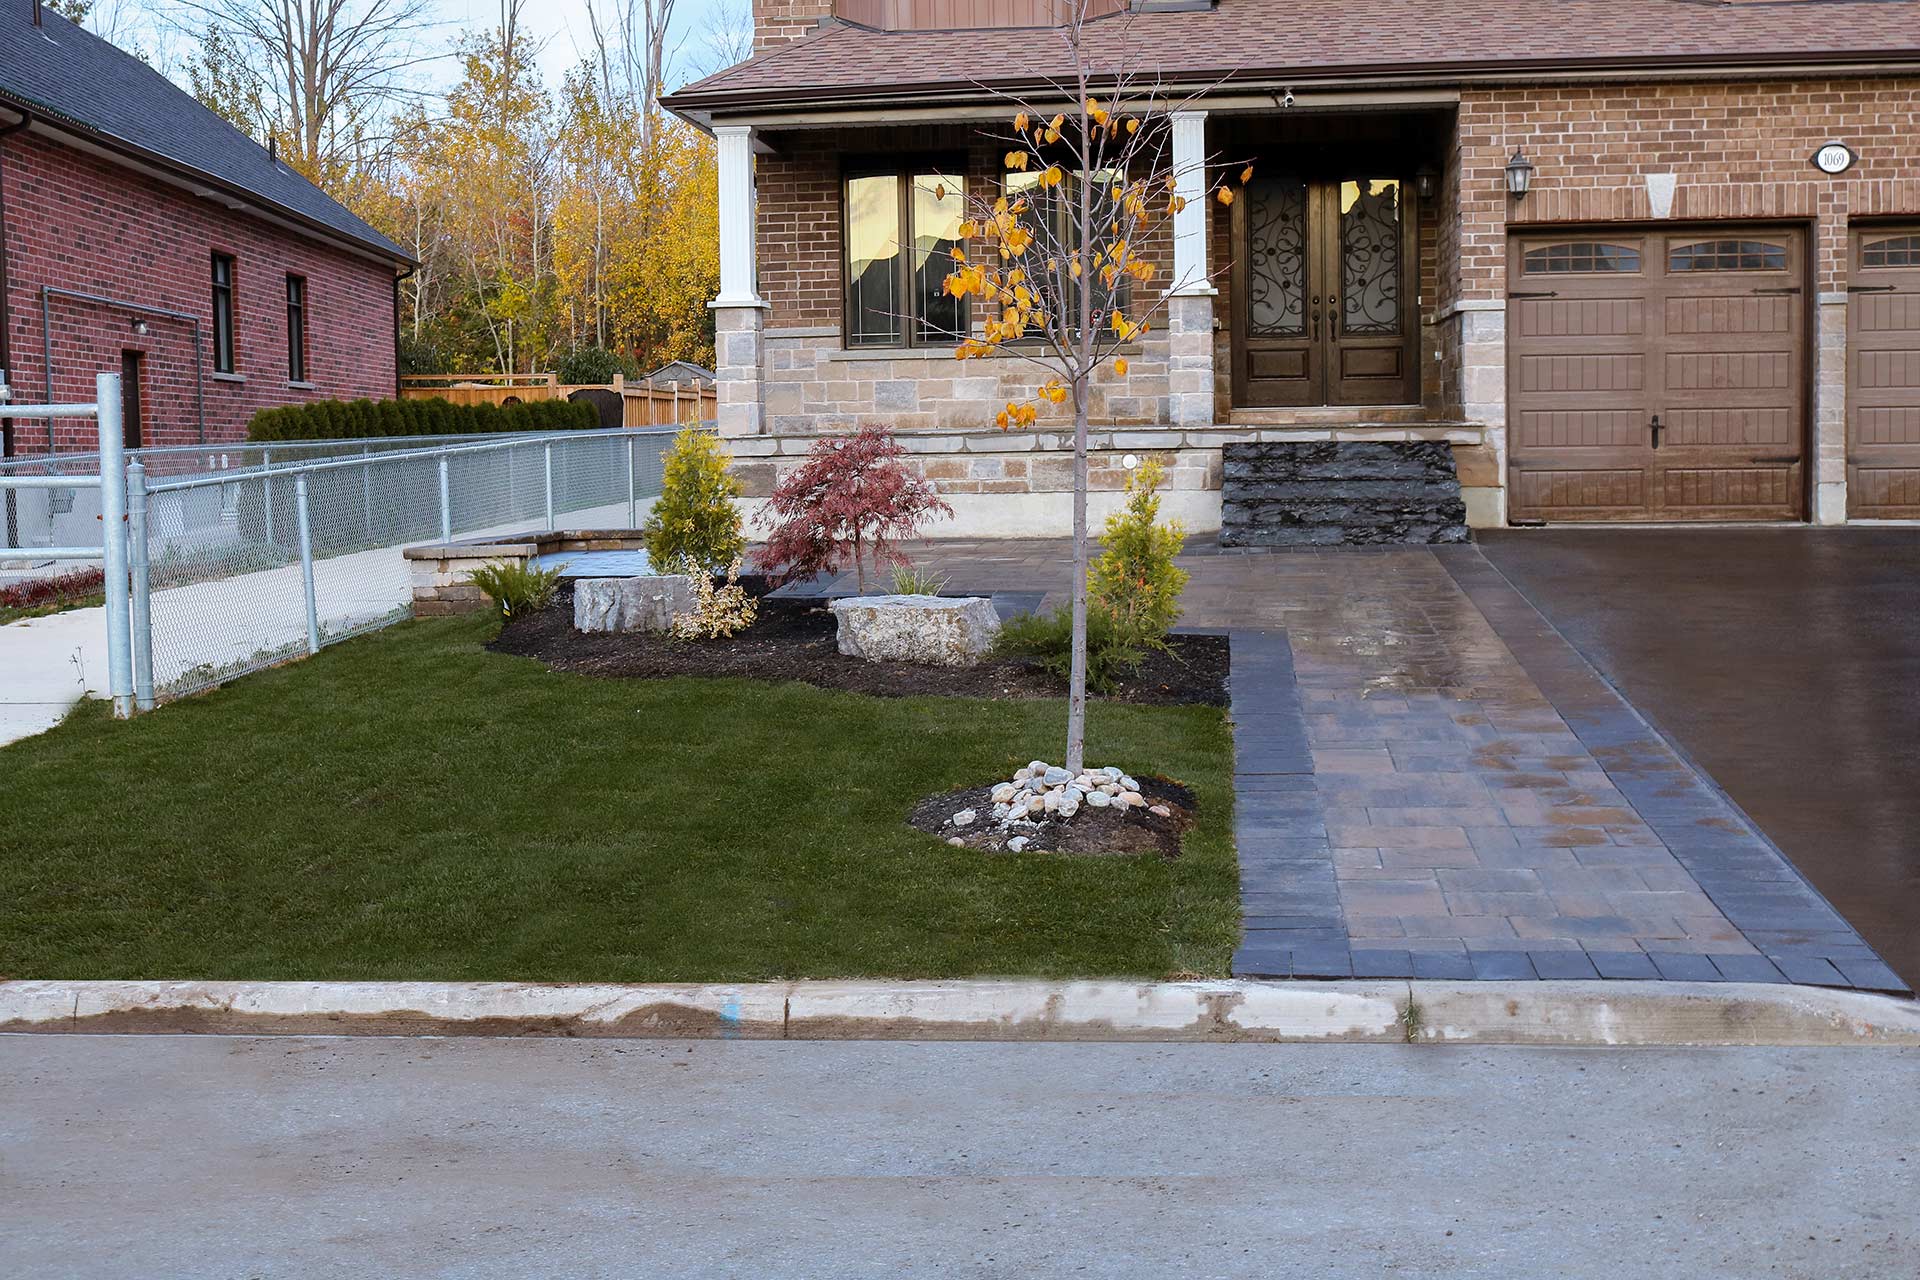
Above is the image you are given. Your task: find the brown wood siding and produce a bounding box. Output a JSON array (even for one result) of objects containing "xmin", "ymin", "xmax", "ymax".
[
  {"xmin": 1847, "ymin": 225, "xmax": 1920, "ymax": 518},
  {"xmin": 1507, "ymin": 225, "xmax": 1808, "ymax": 522}
]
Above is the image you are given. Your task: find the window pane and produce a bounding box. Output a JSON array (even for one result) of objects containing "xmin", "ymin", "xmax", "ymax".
[
  {"xmin": 1668, "ymin": 239, "xmax": 1787, "ymax": 272},
  {"xmin": 1340, "ymin": 178, "xmax": 1402, "ymax": 336},
  {"xmin": 286, "ymin": 276, "xmax": 306, "ymax": 381},
  {"xmin": 1522, "ymin": 242, "xmax": 1642, "ymax": 274},
  {"xmin": 211, "ymin": 254, "xmax": 235, "ymax": 373},
  {"xmin": 912, "ymin": 173, "xmax": 966, "ymax": 342},
  {"xmin": 845, "ymin": 174, "xmax": 902, "ymax": 346},
  {"xmin": 1862, "ymin": 234, "xmax": 1920, "ymax": 269}
]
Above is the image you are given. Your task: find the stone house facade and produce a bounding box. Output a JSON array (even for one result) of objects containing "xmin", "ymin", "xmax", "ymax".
[{"xmin": 665, "ymin": 0, "xmax": 1920, "ymax": 534}]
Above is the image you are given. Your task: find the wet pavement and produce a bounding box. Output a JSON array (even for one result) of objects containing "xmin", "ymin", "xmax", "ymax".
[
  {"xmin": 1480, "ymin": 528, "xmax": 1920, "ymax": 991},
  {"xmin": 886, "ymin": 537, "xmax": 1906, "ymax": 989}
]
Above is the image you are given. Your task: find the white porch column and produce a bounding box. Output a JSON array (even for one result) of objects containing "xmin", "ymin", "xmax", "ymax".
[
  {"xmin": 710, "ymin": 124, "xmax": 768, "ymax": 437},
  {"xmin": 1168, "ymin": 110, "xmax": 1214, "ymax": 298},
  {"xmin": 1166, "ymin": 109, "xmax": 1217, "ymax": 429},
  {"xmin": 713, "ymin": 125, "xmax": 763, "ymax": 307}
]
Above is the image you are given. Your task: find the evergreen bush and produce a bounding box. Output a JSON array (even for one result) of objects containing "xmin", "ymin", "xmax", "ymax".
[
  {"xmin": 642, "ymin": 426, "xmax": 744, "ymax": 569},
  {"xmin": 1088, "ymin": 457, "xmax": 1189, "ymax": 649},
  {"xmin": 248, "ymin": 396, "xmax": 597, "ymax": 441}
]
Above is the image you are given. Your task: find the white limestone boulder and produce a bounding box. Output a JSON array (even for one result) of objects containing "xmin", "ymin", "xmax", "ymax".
[
  {"xmin": 828, "ymin": 594, "xmax": 999, "ymax": 666},
  {"xmin": 573, "ymin": 575, "xmax": 695, "ymax": 634}
]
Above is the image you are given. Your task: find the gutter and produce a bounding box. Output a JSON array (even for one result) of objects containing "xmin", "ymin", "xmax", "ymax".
[{"xmin": 662, "ymin": 46, "xmax": 1920, "ymax": 121}]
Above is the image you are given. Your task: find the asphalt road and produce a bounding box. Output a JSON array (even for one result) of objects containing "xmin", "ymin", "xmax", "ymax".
[
  {"xmin": 1479, "ymin": 528, "xmax": 1920, "ymax": 989},
  {"xmin": 3, "ymin": 1035, "xmax": 1917, "ymax": 1278}
]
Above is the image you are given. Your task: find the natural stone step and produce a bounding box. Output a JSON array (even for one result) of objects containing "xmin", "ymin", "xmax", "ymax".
[{"xmin": 1219, "ymin": 441, "xmax": 1469, "ymax": 547}]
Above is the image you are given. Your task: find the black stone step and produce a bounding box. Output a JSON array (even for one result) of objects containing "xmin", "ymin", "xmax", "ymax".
[{"xmin": 1220, "ymin": 441, "xmax": 1470, "ymax": 547}]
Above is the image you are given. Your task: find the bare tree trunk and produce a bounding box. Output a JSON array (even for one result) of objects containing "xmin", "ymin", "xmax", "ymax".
[{"xmin": 1067, "ymin": 382, "xmax": 1089, "ymax": 774}]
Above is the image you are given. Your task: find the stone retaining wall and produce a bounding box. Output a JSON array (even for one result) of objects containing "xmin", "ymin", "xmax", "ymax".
[{"xmin": 403, "ymin": 531, "xmax": 646, "ymax": 617}]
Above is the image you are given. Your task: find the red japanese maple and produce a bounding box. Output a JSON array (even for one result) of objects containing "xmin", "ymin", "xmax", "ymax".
[{"xmin": 753, "ymin": 427, "xmax": 953, "ymax": 592}]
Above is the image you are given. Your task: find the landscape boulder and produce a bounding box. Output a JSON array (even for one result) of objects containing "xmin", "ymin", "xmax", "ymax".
[
  {"xmin": 828, "ymin": 594, "xmax": 999, "ymax": 666},
  {"xmin": 573, "ymin": 574, "xmax": 695, "ymax": 634}
]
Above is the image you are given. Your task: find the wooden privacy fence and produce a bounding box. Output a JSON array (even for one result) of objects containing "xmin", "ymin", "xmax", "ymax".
[{"xmin": 399, "ymin": 373, "xmax": 716, "ymax": 428}]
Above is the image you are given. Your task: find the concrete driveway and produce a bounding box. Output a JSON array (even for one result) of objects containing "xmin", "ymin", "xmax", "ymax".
[{"xmin": 1479, "ymin": 528, "xmax": 1920, "ymax": 990}]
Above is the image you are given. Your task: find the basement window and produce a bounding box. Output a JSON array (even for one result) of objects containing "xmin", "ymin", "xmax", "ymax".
[{"xmin": 211, "ymin": 253, "xmax": 237, "ymax": 373}]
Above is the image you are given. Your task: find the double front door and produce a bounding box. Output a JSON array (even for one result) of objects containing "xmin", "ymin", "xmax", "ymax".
[{"xmin": 1232, "ymin": 176, "xmax": 1419, "ymax": 407}]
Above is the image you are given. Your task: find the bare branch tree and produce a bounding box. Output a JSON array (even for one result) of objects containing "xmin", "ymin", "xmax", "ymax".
[
  {"xmin": 172, "ymin": 0, "xmax": 438, "ymax": 186},
  {"xmin": 941, "ymin": 2, "xmax": 1244, "ymax": 770}
]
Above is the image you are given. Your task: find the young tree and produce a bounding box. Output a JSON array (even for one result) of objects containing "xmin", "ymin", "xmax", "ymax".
[
  {"xmin": 755, "ymin": 428, "xmax": 954, "ymax": 593},
  {"xmin": 940, "ymin": 3, "xmax": 1241, "ymax": 771}
]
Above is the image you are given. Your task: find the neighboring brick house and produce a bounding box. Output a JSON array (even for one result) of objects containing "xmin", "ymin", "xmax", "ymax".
[
  {"xmin": 663, "ymin": 0, "xmax": 1920, "ymax": 534},
  {"xmin": 0, "ymin": 0, "xmax": 414, "ymax": 456}
]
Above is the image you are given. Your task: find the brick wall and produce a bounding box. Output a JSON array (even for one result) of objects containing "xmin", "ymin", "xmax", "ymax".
[
  {"xmin": 754, "ymin": 0, "xmax": 834, "ymax": 50},
  {"xmin": 2, "ymin": 131, "xmax": 398, "ymax": 452},
  {"xmin": 1453, "ymin": 77, "xmax": 1920, "ymax": 297}
]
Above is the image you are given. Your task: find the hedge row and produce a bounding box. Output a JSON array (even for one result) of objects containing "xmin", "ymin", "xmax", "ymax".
[{"xmin": 247, "ymin": 396, "xmax": 599, "ymax": 442}]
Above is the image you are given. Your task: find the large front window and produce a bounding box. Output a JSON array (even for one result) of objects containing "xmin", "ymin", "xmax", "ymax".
[{"xmin": 843, "ymin": 165, "xmax": 967, "ymax": 348}]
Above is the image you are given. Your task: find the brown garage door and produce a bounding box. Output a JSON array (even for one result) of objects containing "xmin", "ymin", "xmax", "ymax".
[
  {"xmin": 1848, "ymin": 227, "xmax": 1920, "ymax": 518},
  {"xmin": 1507, "ymin": 228, "xmax": 1807, "ymax": 522}
]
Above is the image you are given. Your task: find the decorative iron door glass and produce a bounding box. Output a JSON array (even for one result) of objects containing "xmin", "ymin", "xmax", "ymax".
[{"xmin": 1235, "ymin": 177, "xmax": 1416, "ymax": 407}]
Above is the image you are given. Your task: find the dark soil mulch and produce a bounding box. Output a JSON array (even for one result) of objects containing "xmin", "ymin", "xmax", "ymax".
[
  {"xmin": 490, "ymin": 586, "xmax": 1228, "ymax": 706},
  {"xmin": 907, "ymin": 774, "xmax": 1198, "ymax": 858}
]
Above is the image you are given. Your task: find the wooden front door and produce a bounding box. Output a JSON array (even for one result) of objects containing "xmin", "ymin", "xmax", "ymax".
[
  {"xmin": 1232, "ymin": 176, "xmax": 1419, "ymax": 407},
  {"xmin": 1847, "ymin": 226, "xmax": 1920, "ymax": 518},
  {"xmin": 1506, "ymin": 227, "xmax": 1808, "ymax": 522}
]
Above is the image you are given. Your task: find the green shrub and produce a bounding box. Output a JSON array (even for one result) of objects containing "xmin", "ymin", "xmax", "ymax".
[
  {"xmin": 247, "ymin": 396, "xmax": 597, "ymax": 441},
  {"xmin": 1089, "ymin": 457, "xmax": 1188, "ymax": 648},
  {"xmin": 557, "ymin": 345, "xmax": 641, "ymax": 385},
  {"xmin": 466, "ymin": 559, "xmax": 561, "ymax": 621},
  {"xmin": 993, "ymin": 605, "xmax": 1149, "ymax": 694},
  {"xmin": 642, "ymin": 426, "xmax": 743, "ymax": 570}
]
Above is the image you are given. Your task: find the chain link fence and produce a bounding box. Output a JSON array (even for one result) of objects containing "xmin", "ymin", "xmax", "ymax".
[{"xmin": 133, "ymin": 429, "xmax": 676, "ymax": 698}]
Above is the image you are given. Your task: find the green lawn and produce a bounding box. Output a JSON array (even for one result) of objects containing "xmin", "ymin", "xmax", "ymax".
[{"xmin": 0, "ymin": 614, "xmax": 1240, "ymax": 982}]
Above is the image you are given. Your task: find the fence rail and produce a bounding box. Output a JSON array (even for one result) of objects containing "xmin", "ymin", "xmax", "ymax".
[
  {"xmin": 3, "ymin": 375, "xmax": 680, "ymax": 716},
  {"xmin": 399, "ymin": 373, "xmax": 717, "ymax": 427}
]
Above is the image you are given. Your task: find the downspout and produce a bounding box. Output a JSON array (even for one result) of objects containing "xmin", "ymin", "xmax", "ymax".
[
  {"xmin": 392, "ymin": 266, "xmax": 415, "ymax": 399},
  {"xmin": 0, "ymin": 110, "xmax": 31, "ymax": 460}
]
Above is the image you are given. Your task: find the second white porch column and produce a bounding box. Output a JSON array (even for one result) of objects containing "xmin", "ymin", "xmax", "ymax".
[
  {"xmin": 1169, "ymin": 110, "xmax": 1214, "ymax": 298},
  {"xmin": 710, "ymin": 124, "xmax": 768, "ymax": 437},
  {"xmin": 1165, "ymin": 109, "xmax": 1217, "ymax": 430}
]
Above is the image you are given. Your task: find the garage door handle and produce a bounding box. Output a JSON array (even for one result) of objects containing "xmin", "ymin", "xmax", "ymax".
[
  {"xmin": 1848, "ymin": 285, "xmax": 1897, "ymax": 294},
  {"xmin": 1507, "ymin": 290, "xmax": 1558, "ymax": 299},
  {"xmin": 1753, "ymin": 455, "xmax": 1799, "ymax": 464},
  {"xmin": 1751, "ymin": 286, "xmax": 1801, "ymax": 296},
  {"xmin": 1649, "ymin": 414, "xmax": 1663, "ymax": 449}
]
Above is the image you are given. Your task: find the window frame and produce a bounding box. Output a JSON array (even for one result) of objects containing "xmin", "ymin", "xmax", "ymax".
[
  {"xmin": 1521, "ymin": 241, "xmax": 1644, "ymax": 276},
  {"xmin": 285, "ymin": 274, "xmax": 308, "ymax": 382},
  {"xmin": 1000, "ymin": 163, "xmax": 1132, "ymax": 342},
  {"xmin": 1861, "ymin": 233, "xmax": 1920, "ymax": 270},
  {"xmin": 211, "ymin": 252, "xmax": 237, "ymax": 374},
  {"xmin": 839, "ymin": 155, "xmax": 970, "ymax": 350},
  {"xmin": 1666, "ymin": 239, "xmax": 1790, "ymax": 273}
]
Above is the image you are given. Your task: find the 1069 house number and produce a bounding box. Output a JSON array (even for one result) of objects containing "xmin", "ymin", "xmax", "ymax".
[{"xmin": 1812, "ymin": 142, "xmax": 1857, "ymax": 175}]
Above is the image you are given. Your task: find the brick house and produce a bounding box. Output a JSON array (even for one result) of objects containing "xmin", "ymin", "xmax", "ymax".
[
  {"xmin": 0, "ymin": 1, "xmax": 414, "ymax": 456},
  {"xmin": 663, "ymin": 0, "xmax": 1920, "ymax": 535}
]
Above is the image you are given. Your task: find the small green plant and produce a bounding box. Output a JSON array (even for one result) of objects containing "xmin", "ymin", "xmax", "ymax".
[
  {"xmin": 1089, "ymin": 457, "xmax": 1188, "ymax": 649},
  {"xmin": 670, "ymin": 556, "xmax": 758, "ymax": 640},
  {"xmin": 994, "ymin": 605, "xmax": 1148, "ymax": 694},
  {"xmin": 889, "ymin": 562, "xmax": 949, "ymax": 596},
  {"xmin": 467, "ymin": 559, "xmax": 561, "ymax": 621},
  {"xmin": 643, "ymin": 426, "xmax": 745, "ymax": 573},
  {"xmin": 1401, "ymin": 994, "xmax": 1425, "ymax": 1043}
]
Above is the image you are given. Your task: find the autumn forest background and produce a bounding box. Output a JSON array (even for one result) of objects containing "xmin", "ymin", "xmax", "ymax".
[{"xmin": 54, "ymin": 0, "xmax": 738, "ymax": 377}]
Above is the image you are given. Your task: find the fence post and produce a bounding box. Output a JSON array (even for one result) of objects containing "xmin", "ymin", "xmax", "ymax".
[
  {"xmin": 626, "ymin": 433, "xmax": 637, "ymax": 528},
  {"xmin": 96, "ymin": 371, "xmax": 135, "ymax": 719},
  {"xmin": 127, "ymin": 458, "xmax": 155, "ymax": 712},
  {"xmin": 262, "ymin": 447, "xmax": 275, "ymax": 546},
  {"xmin": 543, "ymin": 441, "xmax": 554, "ymax": 530},
  {"xmin": 294, "ymin": 472, "xmax": 320, "ymax": 656},
  {"xmin": 438, "ymin": 454, "xmax": 451, "ymax": 541},
  {"xmin": 362, "ymin": 445, "xmax": 373, "ymax": 543}
]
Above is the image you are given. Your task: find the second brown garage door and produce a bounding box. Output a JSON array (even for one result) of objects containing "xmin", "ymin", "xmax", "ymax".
[
  {"xmin": 1507, "ymin": 228, "xmax": 1807, "ymax": 522},
  {"xmin": 1848, "ymin": 226, "xmax": 1920, "ymax": 518}
]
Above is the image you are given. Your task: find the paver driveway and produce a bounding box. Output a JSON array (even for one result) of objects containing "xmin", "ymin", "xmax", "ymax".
[{"xmin": 1480, "ymin": 527, "xmax": 1920, "ymax": 990}]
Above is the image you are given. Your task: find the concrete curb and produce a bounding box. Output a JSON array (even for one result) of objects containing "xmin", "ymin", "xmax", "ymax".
[{"xmin": 2, "ymin": 979, "xmax": 1917, "ymax": 1046}]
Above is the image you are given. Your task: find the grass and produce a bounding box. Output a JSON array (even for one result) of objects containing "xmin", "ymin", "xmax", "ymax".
[
  {"xmin": 0, "ymin": 591, "xmax": 105, "ymax": 625},
  {"xmin": 0, "ymin": 614, "xmax": 1239, "ymax": 982}
]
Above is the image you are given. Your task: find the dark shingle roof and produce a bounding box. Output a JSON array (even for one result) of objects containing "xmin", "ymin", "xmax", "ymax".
[
  {"xmin": 0, "ymin": 1, "xmax": 411, "ymax": 264},
  {"xmin": 665, "ymin": 0, "xmax": 1920, "ymax": 113}
]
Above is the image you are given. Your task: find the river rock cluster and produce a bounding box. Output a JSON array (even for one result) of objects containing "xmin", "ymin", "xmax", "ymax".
[{"xmin": 944, "ymin": 760, "xmax": 1174, "ymax": 850}]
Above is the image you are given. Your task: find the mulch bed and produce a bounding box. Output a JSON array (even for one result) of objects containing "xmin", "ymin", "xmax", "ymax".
[
  {"xmin": 907, "ymin": 774, "xmax": 1198, "ymax": 858},
  {"xmin": 489, "ymin": 584, "xmax": 1228, "ymax": 707}
]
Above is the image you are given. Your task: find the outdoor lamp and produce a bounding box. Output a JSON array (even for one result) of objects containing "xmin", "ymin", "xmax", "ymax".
[
  {"xmin": 1505, "ymin": 149, "xmax": 1535, "ymax": 199},
  {"xmin": 1415, "ymin": 166, "xmax": 1437, "ymax": 199}
]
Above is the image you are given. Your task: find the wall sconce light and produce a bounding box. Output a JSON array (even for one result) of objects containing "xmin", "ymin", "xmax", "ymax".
[
  {"xmin": 1415, "ymin": 166, "xmax": 1436, "ymax": 200},
  {"xmin": 1504, "ymin": 149, "xmax": 1535, "ymax": 199},
  {"xmin": 130, "ymin": 318, "xmax": 149, "ymax": 336}
]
